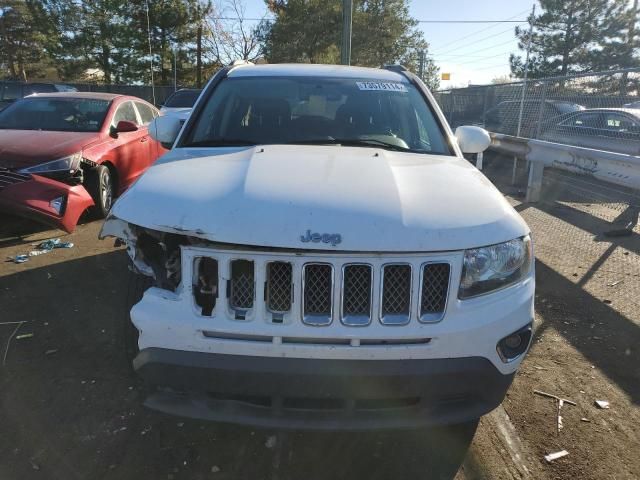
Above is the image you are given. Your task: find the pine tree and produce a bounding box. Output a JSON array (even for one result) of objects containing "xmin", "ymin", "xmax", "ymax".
[
  {"xmin": 260, "ymin": 0, "xmax": 439, "ymax": 89},
  {"xmin": 510, "ymin": 0, "xmax": 610, "ymax": 79},
  {"xmin": 0, "ymin": 1, "xmax": 54, "ymax": 80}
]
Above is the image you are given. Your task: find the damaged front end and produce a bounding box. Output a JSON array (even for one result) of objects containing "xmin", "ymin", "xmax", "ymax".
[
  {"xmin": 101, "ymin": 216, "xmax": 185, "ymax": 291},
  {"xmin": 100, "ymin": 216, "xmax": 219, "ymax": 313}
]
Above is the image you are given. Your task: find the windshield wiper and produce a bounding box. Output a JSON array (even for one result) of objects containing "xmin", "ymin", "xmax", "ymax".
[
  {"xmin": 288, "ymin": 138, "xmax": 422, "ymax": 153},
  {"xmin": 183, "ymin": 139, "xmax": 258, "ymax": 147}
]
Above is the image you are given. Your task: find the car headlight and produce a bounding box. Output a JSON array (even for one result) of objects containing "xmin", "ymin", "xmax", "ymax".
[
  {"xmin": 459, "ymin": 236, "xmax": 532, "ymax": 299},
  {"xmin": 18, "ymin": 153, "xmax": 82, "ymax": 174}
]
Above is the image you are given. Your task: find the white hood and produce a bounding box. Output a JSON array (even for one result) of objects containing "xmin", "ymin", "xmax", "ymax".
[{"xmin": 108, "ymin": 145, "xmax": 528, "ymax": 252}]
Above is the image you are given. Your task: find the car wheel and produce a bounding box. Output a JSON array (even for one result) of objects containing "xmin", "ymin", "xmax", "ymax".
[{"xmin": 85, "ymin": 165, "xmax": 113, "ymax": 218}]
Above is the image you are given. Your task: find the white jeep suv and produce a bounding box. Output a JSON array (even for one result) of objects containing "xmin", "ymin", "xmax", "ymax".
[{"xmin": 101, "ymin": 63, "xmax": 534, "ymax": 430}]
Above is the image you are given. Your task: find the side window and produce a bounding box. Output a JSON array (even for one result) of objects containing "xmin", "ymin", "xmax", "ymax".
[
  {"xmin": 559, "ymin": 112, "xmax": 601, "ymax": 128},
  {"xmin": 134, "ymin": 102, "xmax": 155, "ymax": 125},
  {"xmin": 112, "ymin": 101, "xmax": 138, "ymax": 126},
  {"xmin": 2, "ymin": 83, "xmax": 22, "ymax": 101},
  {"xmin": 602, "ymin": 113, "xmax": 638, "ymax": 132}
]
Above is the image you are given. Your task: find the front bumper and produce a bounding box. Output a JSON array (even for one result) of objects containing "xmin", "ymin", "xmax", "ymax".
[
  {"xmin": 0, "ymin": 172, "xmax": 94, "ymax": 232},
  {"xmin": 136, "ymin": 348, "xmax": 515, "ymax": 430}
]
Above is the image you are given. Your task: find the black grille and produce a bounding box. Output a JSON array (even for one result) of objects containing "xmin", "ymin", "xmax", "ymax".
[
  {"xmin": 420, "ymin": 263, "xmax": 450, "ymax": 321},
  {"xmin": 229, "ymin": 260, "xmax": 254, "ymax": 310},
  {"xmin": 0, "ymin": 169, "xmax": 30, "ymax": 192},
  {"xmin": 381, "ymin": 264, "xmax": 412, "ymax": 324},
  {"xmin": 303, "ymin": 264, "xmax": 333, "ymax": 323},
  {"xmin": 342, "ymin": 264, "xmax": 372, "ymax": 325},
  {"xmin": 266, "ymin": 262, "xmax": 293, "ymax": 312}
]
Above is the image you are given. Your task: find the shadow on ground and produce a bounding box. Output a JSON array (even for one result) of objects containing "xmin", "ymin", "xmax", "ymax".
[{"xmin": 0, "ymin": 251, "xmax": 476, "ymax": 480}]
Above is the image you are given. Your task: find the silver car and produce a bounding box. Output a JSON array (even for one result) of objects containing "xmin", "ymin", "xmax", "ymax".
[{"xmin": 539, "ymin": 108, "xmax": 640, "ymax": 156}]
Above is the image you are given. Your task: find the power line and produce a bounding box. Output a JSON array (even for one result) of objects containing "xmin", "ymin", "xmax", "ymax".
[
  {"xmin": 432, "ymin": 25, "xmax": 520, "ymax": 56},
  {"xmin": 429, "ymin": 9, "xmax": 529, "ymax": 52},
  {"xmin": 435, "ymin": 37, "xmax": 517, "ymax": 59},
  {"xmin": 436, "ymin": 50, "xmax": 514, "ymax": 66},
  {"xmin": 434, "ymin": 52, "xmax": 514, "ymax": 59},
  {"xmin": 209, "ymin": 16, "xmax": 527, "ymax": 24},
  {"xmin": 417, "ymin": 19, "xmax": 526, "ymax": 23}
]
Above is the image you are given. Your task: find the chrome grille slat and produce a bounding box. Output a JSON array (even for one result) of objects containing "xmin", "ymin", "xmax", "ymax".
[
  {"xmin": 266, "ymin": 261, "xmax": 293, "ymax": 313},
  {"xmin": 341, "ymin": 264, "xmax": 372, "ymax": 326},
  {"xmin": 381, "ymin": 264, "xmax": 412, "ymax": 325},
  {"xmin": 229, "ymin": 260, "xmax": 255, "ymax": 311},
  {"xmin": 189, "ymin": 250, "xmax": 451, "ymax": 326},
  {"xmin": 420, "ymin": 263, "xmax": 451, "ymax": 323},
  {"xmin": 303, "ymin": 263, "xmax": 333, "ymax": 325}
]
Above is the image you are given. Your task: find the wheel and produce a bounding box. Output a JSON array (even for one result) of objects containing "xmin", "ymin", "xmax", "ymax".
[
  {"xmin": 85, "ymin": 165, "xmax": 113, "ymax": 218},
  {"xmin": 123, "ymin": 266, "xmax": 153, "ymax": 369}
]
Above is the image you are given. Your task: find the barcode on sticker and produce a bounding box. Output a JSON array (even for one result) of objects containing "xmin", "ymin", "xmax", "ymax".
[{"xmin": 356, "ymin": 81, "xmax": 408, "ymax": 92}]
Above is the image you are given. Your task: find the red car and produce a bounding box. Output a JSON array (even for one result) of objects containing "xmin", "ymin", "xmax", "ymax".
[{"xmin": 0, "ymin": 92, "xmax": 166, "ymax": 232}]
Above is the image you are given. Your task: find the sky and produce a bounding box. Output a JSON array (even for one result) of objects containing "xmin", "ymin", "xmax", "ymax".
[{"xmin": 233, "ymin": 0, "xmax": 539, "ymax": 88}]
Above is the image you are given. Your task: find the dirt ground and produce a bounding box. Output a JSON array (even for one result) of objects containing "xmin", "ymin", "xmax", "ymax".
[{"xmin": 0, "ymin": 166, "xmax": 639, "ymax": 479}]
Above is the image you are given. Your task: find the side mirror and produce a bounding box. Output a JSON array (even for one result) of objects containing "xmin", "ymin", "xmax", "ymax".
[
  {"xmin": 115, "ymin": 120, "xmax": 139, "ymax": 133},
  {"xmin": 149, "ymin": 114, "xmax": 182, "ymax": 148},
  {"xmin": 455, "ymin": 126, "xmax": 491, "ymax": 154}
]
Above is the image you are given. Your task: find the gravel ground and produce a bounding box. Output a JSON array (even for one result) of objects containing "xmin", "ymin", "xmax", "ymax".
[{"xmin": 0, "ymin": 165, "xmax": 638, "ymax": 479}]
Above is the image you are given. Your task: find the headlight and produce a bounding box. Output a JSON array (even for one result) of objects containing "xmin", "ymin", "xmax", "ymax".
[
  {"xmin": 459, "ymin": 236, "xmax": 532, "ymax": 299},
  {"xmin": 18, "ymin": 153, "xmax": 82, "ymax": 174}
]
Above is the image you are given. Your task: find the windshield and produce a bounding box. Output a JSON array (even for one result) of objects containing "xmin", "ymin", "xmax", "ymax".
[
  {"xmin": 164, "ymin": 90, "xmax": 201, "ymax": 108},
  {"xmin": 182, "ymin": 76, "xmax": 450, "ymax": 154},
  {"xmin": 0, "ymin": 97, "xmax": 110, "ymax": 132}
]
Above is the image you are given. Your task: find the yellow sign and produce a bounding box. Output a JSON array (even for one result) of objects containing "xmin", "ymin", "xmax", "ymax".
[{"xmin": 441, "ymin": 73, "xmax": 451, "ymax": 81}]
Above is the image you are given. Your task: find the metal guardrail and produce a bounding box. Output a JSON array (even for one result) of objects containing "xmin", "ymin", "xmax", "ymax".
[{"xmin": 488, "ymin": 133, "xmax": 640, "ymax": 203}]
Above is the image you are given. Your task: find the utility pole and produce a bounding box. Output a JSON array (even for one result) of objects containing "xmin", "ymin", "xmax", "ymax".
[
  {"xmin": 145, "ymin": 0, "xmax": 156, "ymax": 105},
  {"xmin": 173, "ymin": 46, "xmax": 177, "ymax": 92},
  {"xmin": 418, "ymin": 50, "xmax": 426, "ymax": 79},
  {"xmin": 341, "ymin": 0, "xmax": 353, "ymax": 65},
  {"xmin": 196, "ymin": 3, "xmax": 203, "ymax": 88},
  {"xmin": 512, "ymin": 3, "xmax": 535, "ymax": 184}
]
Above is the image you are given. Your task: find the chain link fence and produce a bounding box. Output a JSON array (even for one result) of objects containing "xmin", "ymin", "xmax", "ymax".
[
  {"xmin": 433, "ymin": 68, "xmax": 640, "ymax": 154},
  {"xmin": 433, "ymin": 68, "xmax": 640, "ymax": 235}
]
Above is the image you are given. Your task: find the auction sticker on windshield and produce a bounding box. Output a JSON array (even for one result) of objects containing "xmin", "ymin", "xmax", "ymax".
[{"xmin": 356, "ymin": 81, "xmax": 408, "ymax": 92}]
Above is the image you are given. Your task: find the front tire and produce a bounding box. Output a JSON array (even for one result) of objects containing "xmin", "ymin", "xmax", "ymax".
[{"xmin": 85, "ymin": 165, "xmax": 113, "ymax": 218}]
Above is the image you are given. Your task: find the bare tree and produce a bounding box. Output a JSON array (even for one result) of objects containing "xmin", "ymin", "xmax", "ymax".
[{"xmin": 205, "ymin": 0, "xmax": 264, "ymax": 66}]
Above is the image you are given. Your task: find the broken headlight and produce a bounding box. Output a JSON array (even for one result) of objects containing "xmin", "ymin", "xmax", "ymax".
[
  {"xmin": 459, "ymin": 236, "xmax": 532, "ymax": 299},
  {"xmin": 18, "ymin": 152, "xmax": 82, "ymax": 174}
]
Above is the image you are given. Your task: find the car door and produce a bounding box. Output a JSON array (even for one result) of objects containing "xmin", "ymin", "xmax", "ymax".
[
  {"xmin": 133, "ymin": 101, "xmax": 166, "ymax": 169},
  {"xmin": 542, "ymin": 112, "xmax": 604, "ymax": 149},
  {"xmin": 598, "ymin": 112, "xmax": 640, "ymax": 155},
  {"xmin": 108, "ymin": 100, "xmax": 149, "ymax": 191}
]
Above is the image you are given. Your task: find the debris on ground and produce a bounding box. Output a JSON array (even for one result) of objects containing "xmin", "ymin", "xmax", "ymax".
[
  {"xmin": 544, "ymin": 450, "xmax": 569, "ymax": 463},
  {"xmin": 595, "ymin": 400, "xmax": 610, "ymax": 409},
  {"xmin": 45, "ymin": 349, "xmax": 58, "ymax": 356},
  {"xmin": 581, "ymin": 418, "xmax": 591, "ymax": 422},
  {"xmin": 533, "ymin": 390, "xmax": 576, "ymax": 434},
  {"xmin": 8, "ymin": 238, "xmax": 74, "ymax": 264},
  {"xmin": 211, "ymin": 466, "xmax": 221, "ymax": 473},
  {"xmin": 265, "ymin": 435, "xmax": 277, "ymax": 449},
  {"xmin": 15, "ymin": 333, "xmax": 34, "ymax": 340},
  {"xmin": 2, "ymin": 321, "xmax": 26, "ymax": 366},
  {"xmin": 607, "ymin": 280, "xmax": 622, "ymax": 287}
]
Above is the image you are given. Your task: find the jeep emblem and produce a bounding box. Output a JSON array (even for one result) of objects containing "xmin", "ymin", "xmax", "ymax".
[{"xmin": 300, "ymin": 230, "xmax": 342, "ymax": 246}]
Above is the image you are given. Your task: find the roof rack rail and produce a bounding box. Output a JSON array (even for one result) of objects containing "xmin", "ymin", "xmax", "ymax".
[
  {"xmin": 382, "ymin": 64, "xmax": 408, "ymax": 73},
  {"xmin": 230, "ymin": 59, "xmax": 254, "ymax": 67}
]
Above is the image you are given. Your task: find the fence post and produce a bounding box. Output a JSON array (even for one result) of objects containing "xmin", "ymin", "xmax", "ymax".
[
  {"xmin": 481, "ymin": 86, "xmax": 489, "ymax": 128},
  {"xmin": 534, "ymin": 80, "xmax": 549, "ymax": 139},
  {"xmin": 526, "ymin": 160, "xmax": 544, "ymax": 203}
]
